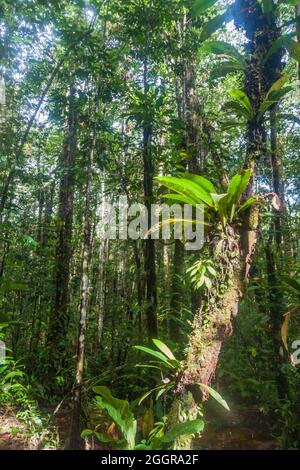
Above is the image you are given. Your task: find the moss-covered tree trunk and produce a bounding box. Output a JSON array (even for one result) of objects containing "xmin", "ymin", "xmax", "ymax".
[{"xmin": 172, "ymin": 0, "xmax": 283, "ymax": 449}]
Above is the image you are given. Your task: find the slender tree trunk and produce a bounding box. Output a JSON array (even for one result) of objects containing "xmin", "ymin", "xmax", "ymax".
[
  {"xmin": 296, "ymin": 1, "xmax": 300, "ymax": 81},
  {"xmin": 169, "ymin": 239, "xmax": 184, "ymax": 341},
  {"xmin": 184, "ymin": 62, "xmax": 202, "ymax": 174},
  {"xmin": 68, "ymin": 99, "xmax": 97, "ymax": 449},
  {"xmin": 96, "ymin": 237, "xmax": 108, "ymax": 351},
  {"xmin": 47, "ymin": 83, "xmax": 77, "ymax": 376},
  {"xmin": 142, "ymin": 58, "xmax": 158, "ymax": 339},
  {"xmin": 265, "ymin": 105, "xmax": 290, "ymax": 400}
]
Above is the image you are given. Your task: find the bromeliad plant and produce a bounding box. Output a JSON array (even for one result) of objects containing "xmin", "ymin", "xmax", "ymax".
[
  {"xmin": 134, "ymin": 339, "xmax": 230, "ymax": 412},
  {"xmin": 155, "ymin": 169, "xmax": 256, "ymax": 229},
  {"xmin": 155, "ymin": 170, "xmax": 257, "ymax": 294}
]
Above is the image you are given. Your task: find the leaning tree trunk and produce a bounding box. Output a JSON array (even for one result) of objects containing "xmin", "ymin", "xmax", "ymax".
[{"xmin": 171, "ymin": 0, "xmax": 283, "ymax": 449}]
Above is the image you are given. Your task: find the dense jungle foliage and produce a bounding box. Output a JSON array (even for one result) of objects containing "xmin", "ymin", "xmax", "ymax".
[{"xmin": 0, "ymin": 0, "xmax": 300, "ymax": 451}]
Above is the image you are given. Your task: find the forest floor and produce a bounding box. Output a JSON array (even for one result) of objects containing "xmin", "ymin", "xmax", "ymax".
[
  {"xmin": 0, "ymin": 411, "xmax": 27, "ymax": 450},
  {"xmin": 0, "ymin": 406, "xmax": 70, "ymax": 450},
  {"xmin": 0, "ymin": 406, "xmax": 277, "ymax": 450},
  {"xmin": 196, "ymin": 407, "xmax": 278, "ymax": 450}
]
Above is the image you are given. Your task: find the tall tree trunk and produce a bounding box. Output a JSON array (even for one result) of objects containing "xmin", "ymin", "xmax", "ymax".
[
  {"xmin": 296, "ymin": 1, "xmax": 300, "ymax": 81},
  {"xmin": 68, "ymin": 99, "xmax": 97, "ymax": 450},
  {"xmin": 47, "ymin": 83, "xmax": 77, "ymax": 377},
  {"xmin": 95, "ymin": 237, "xmax": 108, "ymax": 352},
  {"xmin": 169, "ymin": 239, "xmax": 184, "ymax": 342},
  {"xmin": 265, "ymin": 105, "xmax": 289, "ymax": 400},
  {"xmin": 184, "ymin": 62, "xmax": 202, "ymax": 174},
  {"xmin": 142, "ymin": 58, "xmax": 158, "ymax": 339}
]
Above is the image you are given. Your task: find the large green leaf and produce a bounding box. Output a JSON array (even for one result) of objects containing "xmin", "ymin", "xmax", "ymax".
[
  {"xmin": 178, "ymin": 173, "xmax": 216, "ymax": 193},
  {"xmin": 281, "ymin": 275, "xmax": 300, "ymax": 294},
  {"xmin": 210, "ymin": 61, "xmax": 245, "ymax": 80},
  {"xmin": 202, "ymin": 40, "xmax": 245, "ymax": 66},
  {"xmin": 257, "ymin": 100, "xmax": 277, "ymax": 121},
  {"xmin": 266, "ymin": 75, "xmax": 289, "ymax": 100},
  {"xmin": 227, "ymin": 169, "xmax": 251, "ymax": 204},
  {"xmin": 222, "ymin": 101, "xmax": 251, "ymax": 120},
  {"xmin": 152, "ymin": 339, "xmax": 177, "ymax": 361},
  {"xmin": 200, "ymin": 13, "xmax": 227, "ymax": 41},
  {"xmin": 228, "ymin": 89, "xmax": 252, "ymax": 116},
  {"xmin": 92, "ymin": 386, "xmax": 137, "ymax": 450},
  {"xmin": 162, "ymin": 419, "xmax": 204, "ymax": 442},
  {"xmin": 162, "ymin": 193, "xmax": 196, "ymax": 206},
  {"xmin": 155, "ymin": 176, "xmax": 213, "ymax": 207},
  {"xmin": 133, "ymin": 345, "xmax": 175, "ymax": 367},
  {"xmin": 264, "ymin": 33, "xmax": 297, "ymax": 63},
  {"xmin": 199, "ymin": 383, "xmax": 230, "ymax": 411},
  {"xmin": 227, "ymin": 174, "xmax": 242, "ymax": 201}
]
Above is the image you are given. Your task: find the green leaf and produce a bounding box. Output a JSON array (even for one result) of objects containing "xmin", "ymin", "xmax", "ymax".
[
  {"xmin": 204, "ymin": 276, "xmax": 212, "ymax": 289},
  {"xmin": 286, "ymin": 40, "xmax": 300, "ymax": 62},
  {"xmin": 81, "ymin": 429, "xmax": 94, "ymax": 438},
  {"xmin": 3, "ymin": 370, "xmax": 24, "ymax": 382},
  {"xmin": 152, "ymin": 339, "xmax": 177, "ymax": 361},
  {"xmin": 94, "ymin": 432, "xmax": 116, "ymax": 443},
  {"xmin": 92, "ymin": 386, "xmax": 136, "ymax": 450},
  {"xmin": 202, "ymin": 41, "xmax": 245, "ymax": 66},
  {"xmin": 206, "ymin": 265, "xmax": 217, "ymax": 276},
  {"xmin": 138, "ymin": 388, "xmax": 158, "ymax": 405},
  {"xmin": 133, "ymin": 345, "xmax": 175, "ymax": 367},
  {"xmin": 191, "ymin": 0, "xmax": 218, "ymax": 16},
  {"xmin": 200, "ymin": 13, "xmax": 227, "ymax": 41},
  {"xmin": 178, "ymin": 173, "xmax": 216, "ymax": 193},
  {"xmin": 162, "ymin": 419, "xmax": 204, "ymax": 442},
  {"xmin": 162, "ymin": 193, "xmax": 196, "ymax": 205},
  {"xmin": 278, "ymin": 0, "xmax": 299, "ymax": 5},
  {"xmin": 227, "ymin": 170, "xmax": 251, "ymax": 204},
  {"xmin": 237, "ymin": 196, "xmax": 258, "ymax": 214},
  {"xmin": 258, "ymin": 0, "xmax": 274, "ymax": 15},
  {"xmin": 155, "ymin": 176, "xmax": 213, "ymax": 207},
  {"xmin": 227, "ymin": 174, "xmax": 241, "ymax": 201},
  {"xmin": 266, "ymin": 75, "xmax": 289, "ymax": 100},
  {"xmin": 199, "ymin": 383, "xmax": 230, "ymax": 411},
  {"xmin": 134, "ymin": 443, "xmax": 152, "ymax": 450},
  {"xmin": 222, "ymin": 101, "xmax": 251, "ymax": 120},
  {"xmin": 264, "ymin": 33, "xmax": 297, "ymax": 63},
  {"xmin": 11, "ymin": 427, "xmax": 20, "ymax": 438},
  {"xmin": 210, "ymin": 61, "xmax": 245, "ymax": 80},
  {"xmin": 266, "ymin": 87, "xmax": 293, "ymax": 103},
  {"xmin": 257, "ymin": 100, "xmax": 277, "ymax": 121},
  {"xmin": 228, "ymin": 89, "xmax": 252, "ymax": 116},
  {"xmin": 281, "ymin": 275, "xmax": 300, "ymax": 294}
]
